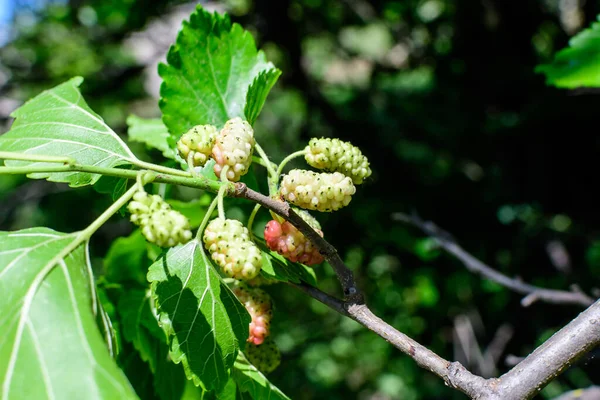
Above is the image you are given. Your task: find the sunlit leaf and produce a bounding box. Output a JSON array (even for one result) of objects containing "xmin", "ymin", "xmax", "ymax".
[
  {"xmin": 536, "ymin": 17, "xmax": 600, "ymax": 88},
  {"xmin": 127, "ymin": 115, "xmax": 177, "ymax": 160},
  {"xmin": 147, "ymin": 240, "xmax": 250, "ymax": 392},
  {"xmin": 232, "ymin": 353, "xmax": 290, "ymax": 400},
  {"xmin": 0, "ymin": 77, "xmax": 138, "ymax": 186},
  {"xmin": 159, "ymin": 7, "xmax": 278, "ymax": 138},
  {"xmin": 0, "ymin": 228, "xmax": 137, "ymax": 399}
]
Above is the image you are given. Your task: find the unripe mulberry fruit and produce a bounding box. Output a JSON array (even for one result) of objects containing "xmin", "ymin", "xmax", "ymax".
[
  {"xmin": 264, "ymin": 220, "xmax": 324, "ymax": 265},
  {"xmin": 212, "ymin": 117, "xmax": 254, "ymax": 182},
  {"xmin": 203, "ymin": 218, "xmax": 262, "ymax": 280},
  {"xmin": 279, "ymin": 169, "xmax": 356, "ymax": 212},
  {"xmin": 177, "ymin": 124, "xmax": 218, "ymax": 167},
  {"xmin": 305, "ymin": 137, "xmax": 372, "ymax": 184},
  {"xmin": 128, "ymin": 192, "xmax": 192, "ymax": 247},
  {"xmin": 232, "ymin": 282, "xmax": 273, "ymax": 345},
  {"xmin": 245, "ymin": 337, "xmax": 281, "ymax": 374},
  {"xmin": 293, "ymin": 207, "xmax": 322, "ymax": 231}
]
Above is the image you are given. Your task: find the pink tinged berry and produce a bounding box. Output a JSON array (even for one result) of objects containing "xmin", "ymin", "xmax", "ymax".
[
  {"xmin": 232, "ymin": 282, "xmax": 273, "ymax": 345},
  {"xmin": 263, "ymin": 220, "xmax": 324, "ymax": 266},
  {"xmin": 212, "ymin": 117, "xmax": 255, "ymax": 182}
]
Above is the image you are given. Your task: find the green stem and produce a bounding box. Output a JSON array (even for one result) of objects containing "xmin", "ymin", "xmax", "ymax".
[
  {"xmin": 255, "ymin": 143, "xmax": 278, "ymax": 178},
  {"xmin": 186, "ymin": 154, "xmax": 198, "ymax": 177},
  {"xmin": 131, "ymin": 159, "xmax": 191, "ymax": 177},
  {"xmin": 80, "ymin": 179, "xmax": 146, "ymax": 239},
  {"xmin": 276, "ymin": 150, "xmax": 306, "ymax": 177},
  {"xmin": 217, "ymin": 165, "xmax": 230, "ymax": 219},
  {"xmin": 0, "ymin": 163, "xmax": 229, "ymax": 193},
  {"xmin": 247, "ymin": 203, "xmax": 262, "ymax": 240},
  {"xmin": 252, "ymin": 155, "xmax": 269, "ymax": 168},
  {"xmin": 255, "ymin": 143, "xmax": 282, "ymax": 196},
  {"xmin": 196, "ymin": 195, "xmax": 219, "ymax": 240},
  {"xmin": 0, "ymin": 151, "xmax": 75, "ymax": 165}
]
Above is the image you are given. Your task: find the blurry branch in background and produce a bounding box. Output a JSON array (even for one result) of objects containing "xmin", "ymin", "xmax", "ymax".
[
  {"xmin": 393, "ymin": 212, "xmax": 596, "ymax": 307},
  {"xmin": 453, "ymin": 312, "xmax": 514, "ymax": 378}
]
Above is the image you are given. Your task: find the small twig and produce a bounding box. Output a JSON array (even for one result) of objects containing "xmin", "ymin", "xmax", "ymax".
[
  {"xmin": 393, "ymin": 212, "xmax": 595, "ymax": 307},
  {"xmin": 235, "ymin": 183, "xmax": 362, "ymax": 302}
]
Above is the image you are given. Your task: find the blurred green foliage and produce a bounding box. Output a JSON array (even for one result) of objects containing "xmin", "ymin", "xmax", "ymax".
[{"xmin": 2, "ymin": 0, "xmax": 600, "ymax": 399}]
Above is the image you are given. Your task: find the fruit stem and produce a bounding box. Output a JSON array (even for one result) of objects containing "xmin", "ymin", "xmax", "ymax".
[
  {"xmin": 196, "ymin": 195, "xmax": 219, "ymax": 240},
  {"xmin": 187, "ymin": 153, "xmax": 198, "ymax": 176},
  {"xmin": 254, "ymin": 142, "xmax": 280, "ymax": 196},
  {"xmin": 217, "ymin": 165, "xmax": 230, "ymax": 219},
  {"xmin": 276, "ymin": 150, "xmax": 306, "ymax": 178},
  {"xmin": 254, "ymin": 143, "xmax": 277, "ymax": 178},
  {"xmin": 247, "ymin": 203, "xmax": 262, "ymax": 240}
]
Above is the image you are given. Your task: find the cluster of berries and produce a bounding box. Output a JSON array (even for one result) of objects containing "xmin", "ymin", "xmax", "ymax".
[
  {"xmin": 127, "ymin": 191, "xmax": 192, "ymax": 247},
  {"xmin": 278, "ymin": 137, "xmax": 370, "ymax": 212},
  {"xmin": 177, "ymin": 117, "xmax": 254, "ymax": 182}
]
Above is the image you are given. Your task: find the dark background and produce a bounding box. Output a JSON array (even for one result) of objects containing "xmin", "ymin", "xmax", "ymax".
[{"xmin": 1, "ymin": 0, "xmax": 599, "ymax": 398}]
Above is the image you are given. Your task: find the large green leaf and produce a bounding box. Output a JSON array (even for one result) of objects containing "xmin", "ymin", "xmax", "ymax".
[
  {"xmin": 0, "ymin": 77, "xmax": 138, "ymax": 186},
  {"xmin": 536, "ymin": 17, "xmax": 600, "ymax": 88},
  {"xmin": 147, "ymin": 240, "xmax": 251, "ymax": 392},
  {"xmin": 127, "ymin": 115, "xmax": 178, "ymax": 161},
  {"xmin": 0, "ymin": 228, "xmax": 137, "ymax": 399},
  {"xmin": 159, "ymin": 7, "xmax": 279, "ymax": 137},
  {"xmin": 104, "ymin": 229, "xmax": 150, "ymax": 286},
  {"xmin": 232, "ymin": 354, "xmax": 290, "ymax": 400},
  {"xmin": 118, "ymin": 289, "xmax": 166, "ymax": 373}
]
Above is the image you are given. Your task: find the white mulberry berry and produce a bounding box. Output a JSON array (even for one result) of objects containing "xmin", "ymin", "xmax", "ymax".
[
  {"xmin": 203, "ymin": 218, "xmax": 262, "ymax": 280},
  {"xmin": 177, "ymin": 124, "xmax": 218, "ymax": 167},
  {"xmin": 128, "ymin": 192, "xmax": 192, "ymax": 247},
  {"xmin": 245, "ymin": 337, "xmax": 281, "ymax": 374},
  {"xmin": 212, "ymin": 117, "xmax": 254, "ymax": 182},
  {"xmin": 305, "ymin": 137, "xmax": 372, "ymax": 184},
  {"xmin": 279, "ymin": 169, "xmax": 356, "ymax": 212},
  {"xmin": 232, "ymin": 282, "xmax": 273, "ymax": 345}
]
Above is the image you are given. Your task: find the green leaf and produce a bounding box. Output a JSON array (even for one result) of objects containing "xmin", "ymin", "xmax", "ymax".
[
  {"xmin": 104, "ymin": 229, "xmax": 150, "ymax": 286},
  {"xmin": 118, "ymin": 290, "xmax": 166, "ymax": 373},
  {"xmin": 127, "ymin": 115, "xmax": 177, "ymax": 160},
  {"xmin": 159, "ymin": 6, "xmax": 278, "ymax": 138},
  {"xmin": 0, "ymin": 227, "xmax": 137, "ymax": 399},
  {"xmin": 244, "ymin": 69, "xmax": 282, "ymax": 125},
  {"xmin": 255, "ymin": 238, "xmax": 317, "ymax": 286},
  {"xmin": 154, "ymin": 345, "xmax": 188, "ymax": 400},
  {"xmin": 147, "ymin": 240, "xmax": 251, "ymax": 392},
  {"xmin": 232, "ymin": 354, "xmax": 290, "ymax": 400},
  {"xmin": 536, "ymin": 17, "xmax": 600, "ymax": 88},
  {"xmin": 0, "ymin": 77, "xmax": 138, "ymax": 186}
]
